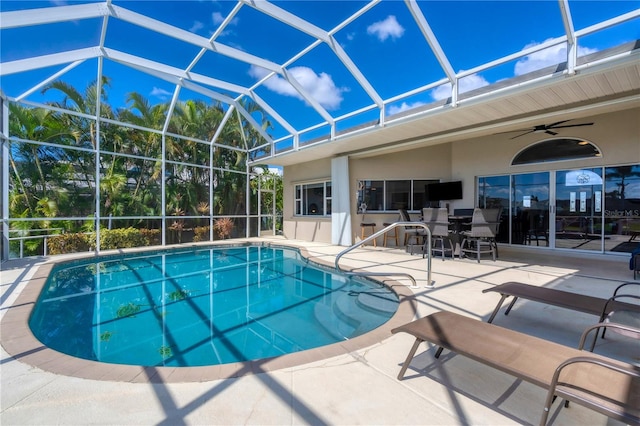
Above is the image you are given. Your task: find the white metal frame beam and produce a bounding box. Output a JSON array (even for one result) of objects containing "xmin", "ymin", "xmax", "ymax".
[
  {"xmin": 404, "ymin": 0, "xmax": 457, "ymax": 106},
  {"xmin": 244, "ymin": 0, "xmax": 383, "ymax": 118},
  {"xmin": 558, "ymin": 0, "xmax": 577, "ymax": 75}
]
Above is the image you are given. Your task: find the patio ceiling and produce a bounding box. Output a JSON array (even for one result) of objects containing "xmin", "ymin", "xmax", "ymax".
[{"xmin": 1, "ymin": 1, "xmax": 638, "ymax": 167}]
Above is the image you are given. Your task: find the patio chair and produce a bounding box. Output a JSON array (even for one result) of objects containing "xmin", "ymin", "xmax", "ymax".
[
  {"xmin": 460, "ymin": 207, "xmax": 502, "ymax": 262},
  {"xmin": 631, "ymin": 244, "xmax": 640, "ymax": 279},
  {"xmin": 399, "ymin": 209, "xmax": 425, "ymax": 253},
  {"xmin": 422, "ymin": 207, "xmax": 454, "ymax": 260}
]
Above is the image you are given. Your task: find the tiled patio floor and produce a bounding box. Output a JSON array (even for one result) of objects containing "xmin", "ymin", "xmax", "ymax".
[{"xmin": 1, "ymin": 237, "xmax": 637, "ymax": 425}]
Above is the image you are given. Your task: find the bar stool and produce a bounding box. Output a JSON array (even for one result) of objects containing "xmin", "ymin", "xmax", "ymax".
[
  {"xmin": 360, "ymin": 222, "xmax": 376, "ymax": 246},
  {"xmin": 383, "ymin": 222, "xmax": 398, "ymax": 247}
]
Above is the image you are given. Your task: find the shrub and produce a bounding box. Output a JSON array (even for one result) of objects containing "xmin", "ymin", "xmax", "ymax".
[
  {"xmin": 97, "ymin": 228, "xmax": 147, "ymax": 249},
  {"xmin": 48, "ymin": 228, "xmax": 162, "ymax": 254},
  {"xmin": 47, "ymin": 233, "xmax": 92, "ymax": 255},
  {"xmin": 193, "ymin": 226, "xmax": 210, "ymax": 242},
  {"xmin": 138, "ymin": 228, "xmax": 161, "ymax": 246},
  {"xmin": 213, "ymin": 217, "xmax": 233, "ymax": 239}
]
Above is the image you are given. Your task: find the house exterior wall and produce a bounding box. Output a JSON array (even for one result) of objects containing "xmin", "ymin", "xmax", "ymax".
[
  {"xmin": 282, "ymin": 108, "xmax": 639, "ymax": 246},
  {"xmin": 282, "ymin": 158, "xmax": 333, "ymax": 241}
]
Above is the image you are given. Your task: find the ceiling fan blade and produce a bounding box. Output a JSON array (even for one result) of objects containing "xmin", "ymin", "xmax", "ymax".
[
  {"xmin": 547, "ymin": 122, "xmax": 594, "ymax": 129},
  {"xmin": 494, "ymin": 128, "xmax": 532, "ymax": 135},
  {"xmin": 510, "ymin": 130, "xmax": 535, "ymax": 139},
  {"xmin": 545, "ymin": 120, "xmax": 571, "ymax": 128},
  {"xmin": 545, "ymin": 130, "xmax": 558, "ymax": 136}
]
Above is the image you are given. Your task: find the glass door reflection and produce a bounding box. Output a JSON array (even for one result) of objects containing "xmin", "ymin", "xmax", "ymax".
[
  {"xmin": 511, "ymin": 172, "xmax": 550, "ymax": 246},
  {"xmin": 554, "ymin": 168, "xmax": 603, "ymax": 251}
]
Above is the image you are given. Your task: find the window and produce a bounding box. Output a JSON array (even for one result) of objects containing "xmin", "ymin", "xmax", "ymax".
[
  {"xmin": 358, "ymin": 179, "xmax": 437, "ymax": 212},
  {"xmin": 295, "ymin": 181, "xmax": 331, "ymax": 216},
  {"xmin": 512, "ymin": 138, "xmax": 601, "ymax": 165},
  {"xmin": 604, "ymin": 165, "xmax": 640, "ymax": 240}
]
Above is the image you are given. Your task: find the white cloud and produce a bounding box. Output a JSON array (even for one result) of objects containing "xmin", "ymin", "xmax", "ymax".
[
  {"xmin": 212, "ymin": 11, "xmax": 239, "ymax": 27},
  {"xmin": 249, "ymin": 65, "xmax": 345, "ymax": 110},
  {"xmin": 387, "ymin": 101, "xmax": 425, "ymax": 116},
  {"xmin": 212, "ymin": 12, "xmax": 225, "ymax": 25},
  {"xmin": 150, "ymin": 87, "xmax": 172, "ymax": 99},
  {"xmin": 189, "ymin": 21, "xmax": 204, "ymax": 33},
  {"xmin": 514, "ymin": 39, "xmax": 598, "ymax": 75},
  {"xmin": 209, "ymin": 12, "xmax": 239, "ymax": 38},
  {"xmin": 367, "ymin": 15, "xmax": 404, "ymax": 41},
  {"xmin": 430, "ymin": 73, "xmax": 490, "ymax": 101}
]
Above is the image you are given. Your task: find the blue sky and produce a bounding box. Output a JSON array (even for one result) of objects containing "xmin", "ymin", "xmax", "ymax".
[{"xmin": 1, "ymin": 0, "xmax": 638, "ymax": 140}]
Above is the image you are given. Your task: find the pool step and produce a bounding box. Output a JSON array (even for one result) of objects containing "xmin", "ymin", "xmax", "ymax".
[{"xmin": 314, "ymin": 289, "xmax": 398, "ymax": 340}]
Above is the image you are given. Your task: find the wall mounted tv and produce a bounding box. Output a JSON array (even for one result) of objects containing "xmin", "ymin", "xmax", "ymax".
[{"xmin": 425, "ymin": 181, "xmax": 463, "ymax": 202}]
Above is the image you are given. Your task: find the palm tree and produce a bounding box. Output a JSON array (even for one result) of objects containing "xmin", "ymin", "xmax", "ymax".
[{"xmin": 169, "ymin": 99, "xmax": 225, "ymax": 215}]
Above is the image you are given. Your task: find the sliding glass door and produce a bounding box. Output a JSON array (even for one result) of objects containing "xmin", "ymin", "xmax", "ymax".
[
  {"xmin": 479, "ymin": 165, "xmax": 639, "ymax": 254},
  {"xmin": 512, "ymin": 172, "xmax": 550, "ymax": 247},
  {"xmin": 554, "ymin": 168, "xmax": 603, "ymax": 251}
]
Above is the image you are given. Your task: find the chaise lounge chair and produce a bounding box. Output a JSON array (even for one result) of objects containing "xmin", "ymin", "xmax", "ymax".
[{"xmin": 391, "ymin": 310, "xmax": 640, "ymax": 425}]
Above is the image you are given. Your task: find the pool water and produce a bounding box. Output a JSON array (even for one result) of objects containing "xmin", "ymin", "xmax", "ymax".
[{"xmin": 29, "ymin": 245, "xmax": 399, "ymax": 367}]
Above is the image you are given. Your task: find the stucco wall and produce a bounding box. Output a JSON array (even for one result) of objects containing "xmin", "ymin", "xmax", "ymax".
[
  {"xmin": 349, "ymin": 144, "xmax": 453, "ymax": 245},
  {"xmin": 452, "ymin": 108, "xmax": 640, "ymax": 201},
  {"xmin": 282, "ymin": 158, "xmax": 333, "ymax": 242},
  {"xmin": 282, "ymin": 108, "xmax": 639, "ymax": 245}
]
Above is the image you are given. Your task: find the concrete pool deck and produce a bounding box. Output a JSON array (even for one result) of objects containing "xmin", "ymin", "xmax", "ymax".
[{"xmin": 1, "ymin": 237, "xmax": 638, "ymax": 425}]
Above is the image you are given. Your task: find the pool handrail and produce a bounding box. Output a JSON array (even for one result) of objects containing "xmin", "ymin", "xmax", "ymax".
[{"xmin": 335, "ymin": 222, "xmax": 433, "ymax": 289}]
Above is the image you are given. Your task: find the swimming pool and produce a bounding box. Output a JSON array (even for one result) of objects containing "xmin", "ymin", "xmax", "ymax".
[{"xmin": 29, "ymin": 244, "xmax": 399, "ymax": 367}]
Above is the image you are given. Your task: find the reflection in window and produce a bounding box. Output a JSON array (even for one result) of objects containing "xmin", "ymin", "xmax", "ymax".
[
  {"xmin": 511, "ymin": 172, "xmax": 550, "ymax": 246},
  {"xmin": 413, "ymin": 180, "xmax": 435, "ymax": 210},
  {"xmin": 295, "ymin": 181, "xmax": 331, "ymax": 216},
  {"xmin": 357, "ymin": 179, "xmax": 437, "ymax": 212},
  {"xmin": 604, "ymin": 165, "xmax": 640, "ymax": 242},
  {"xmin": 478, "ymin": 175, "xmax": 509, "ymax": 210},
  {"xmin": 385, "ymin": 180, "xmax": 410, "ymax": 210},
  {"xmin": 478, "ymin": 175, "xmax": 510, "ymax": 243},
  {"xmin": 357, "ymin": 180, "xmax": 384, "ymax": 211},
  {"xmin": 512, "ymin": 138, "xmax": 601, "ymax": 165}
]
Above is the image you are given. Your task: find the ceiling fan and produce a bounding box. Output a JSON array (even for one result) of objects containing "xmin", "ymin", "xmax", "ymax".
[{"xmin": 499, "ymin": 120, "xmax": 594, "ymax": 139}]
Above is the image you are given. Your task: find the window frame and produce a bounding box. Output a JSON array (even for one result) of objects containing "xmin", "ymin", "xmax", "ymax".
[
  {"xmin": 294, "ymin": 180, "xmax": 332, "ymax": 217},
  {"xmin": 357, "ymin": 179, "xmax": 438, "ymax": 213}
]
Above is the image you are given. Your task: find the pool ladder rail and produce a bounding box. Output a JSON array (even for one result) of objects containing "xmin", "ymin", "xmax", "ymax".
[{"xmin": 335, "ymin": 221, "xmax": 433, "ymax": 289}]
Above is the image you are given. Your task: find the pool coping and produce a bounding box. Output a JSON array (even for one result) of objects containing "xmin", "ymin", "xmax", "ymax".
[{"xmin": 1, "ymin": 241, "xmax": 417, "ymax": 383}]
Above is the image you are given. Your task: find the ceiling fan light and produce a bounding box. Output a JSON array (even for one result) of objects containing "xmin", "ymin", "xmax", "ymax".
[{"xmin": 577, "ymin": 140, "xmax": 589, "ymax": 145}]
